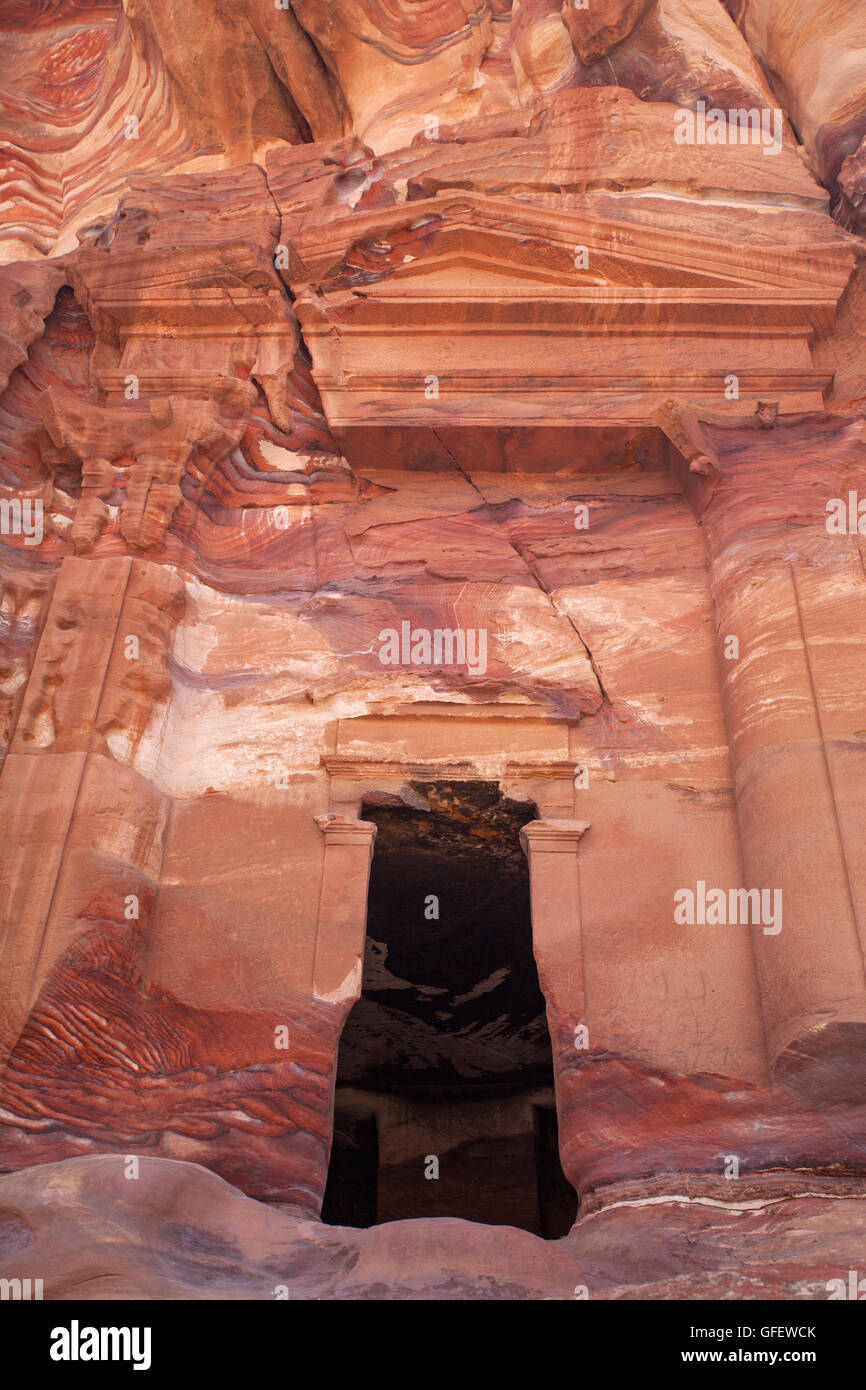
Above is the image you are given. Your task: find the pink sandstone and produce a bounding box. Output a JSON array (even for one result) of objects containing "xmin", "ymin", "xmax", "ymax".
[{"xmin": 0, "ymin": 0, "xmax": 864, "ymax": 1301}]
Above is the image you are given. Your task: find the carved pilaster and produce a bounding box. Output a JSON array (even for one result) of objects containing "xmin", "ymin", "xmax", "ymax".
[
  {"xmin": 313, "ymin": 815, "xmax": 377, "ymax": 1007},
  {"xmin": 520, "ymin": 819, "xmax": 590, "ymax": 1021}
]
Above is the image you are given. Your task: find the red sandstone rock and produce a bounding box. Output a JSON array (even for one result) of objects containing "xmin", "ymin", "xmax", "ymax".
[
  {"xmin": 1, "ymin": 1154, "xmax": 864, "ymax": 1299},
  {"xmin": 0, "ymin": 0, "xmax": 865, "ymax": 1304},
  {"xmin": 725, "ymin": 1, "xmax": 866, "ymax": 205}
]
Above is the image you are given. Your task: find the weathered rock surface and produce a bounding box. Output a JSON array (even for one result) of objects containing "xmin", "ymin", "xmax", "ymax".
[
  {"xmin": 1, "ymin": 1155, "xmax": 864, "ymax": 1299},
  {"xmin": 0, "ymin": 0, "xmax": 865, "ymax": 1300},
  {"xmin": 726, "ymin": 1, "xmax": 866, "ymax": 222}
]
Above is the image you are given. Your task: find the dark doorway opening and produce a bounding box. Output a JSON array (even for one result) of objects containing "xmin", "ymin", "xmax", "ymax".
[{"xmin": 322, "ymin": 781, "xmax": 577, "ymax": 1236}]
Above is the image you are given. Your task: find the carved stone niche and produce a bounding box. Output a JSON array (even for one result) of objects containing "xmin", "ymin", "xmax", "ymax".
[{"xmin": 287, "ymin": 190, "xmax": 855, "ymax": 470}]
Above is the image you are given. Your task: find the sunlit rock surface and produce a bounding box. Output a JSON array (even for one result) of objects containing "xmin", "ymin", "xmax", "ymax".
[{"xmin": 0, "ymin": 0, "xmax": 865, "ymax": 1299}]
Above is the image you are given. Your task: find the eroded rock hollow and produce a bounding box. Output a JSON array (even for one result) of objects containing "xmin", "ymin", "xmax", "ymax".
[{"xmin": 0, "ymin": 0, "xmax": 865, "ymax": 1300}]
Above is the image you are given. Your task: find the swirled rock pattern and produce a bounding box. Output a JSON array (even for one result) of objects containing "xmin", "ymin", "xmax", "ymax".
[{"xmin": 1, "ymin": 0, "xmax": 865, "ymax": 1300}]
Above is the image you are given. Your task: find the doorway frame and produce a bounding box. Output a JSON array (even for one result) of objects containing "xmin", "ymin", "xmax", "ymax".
[{"xmin": 313, "ymin": 707, "xmax": 591, "ymax": 1220}]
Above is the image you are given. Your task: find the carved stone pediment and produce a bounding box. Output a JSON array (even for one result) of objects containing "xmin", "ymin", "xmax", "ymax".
[
  {"xmin": 291, "ymin": 193, "xmax": 850, "ymax": 298},
  {"xmin": 287, "ymin": 192, "xmax": 855, "ymax": 445}
]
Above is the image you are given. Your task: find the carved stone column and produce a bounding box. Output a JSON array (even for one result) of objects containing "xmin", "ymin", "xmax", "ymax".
[
  {"xmin": 0, "ymin": 555, "xmax": 181, "ymax": 1068},
  {"xmin": 313, "ymin": 814, "xmax": 377, "ymax": 1007},
  {"xmin": 520, "ymin": 819, "xmax": 591, "ymax": 1025},
  {"xmin": 709, "ymin": 555, "xmax": 866, "ymax": 1060},
  {"xmin": 659, "ymin": 402, "xmax": 866, "ymax": 1064}
]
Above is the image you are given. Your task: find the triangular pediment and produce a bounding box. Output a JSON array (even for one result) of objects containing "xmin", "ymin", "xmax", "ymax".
[
  {"xmin": 372, "ymin": 250, "xmax": 605, "ymax": 292},
  {"xmin": 291, "ymin": 190, "xmax": 854, "ymax": 303}
]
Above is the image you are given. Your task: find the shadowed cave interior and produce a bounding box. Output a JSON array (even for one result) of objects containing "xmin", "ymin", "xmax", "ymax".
[{"xmin": 322, "ymin": 782, "xmax": 578, "ymax": 1236}]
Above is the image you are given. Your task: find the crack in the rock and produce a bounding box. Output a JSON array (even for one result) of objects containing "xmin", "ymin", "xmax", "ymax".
[
  {"xmin": 258, "ymin": 160, "xmax": 284, "ymax": 245},
  {"xmin": 430, "ymin": 428, "xmax": 611, "ymax": 707},
  {"xmin": 252, "ymin": 166, "xmax": 612, "ymax": 710}
]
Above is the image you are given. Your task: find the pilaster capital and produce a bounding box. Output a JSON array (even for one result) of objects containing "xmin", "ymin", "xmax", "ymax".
[
  {"xmin": 314, "ymin": 814, "xmax": 378, "ymax": 852},
  {"xmin": 519, "ymin": 819, "xmax": 590, "ymax": 856}
]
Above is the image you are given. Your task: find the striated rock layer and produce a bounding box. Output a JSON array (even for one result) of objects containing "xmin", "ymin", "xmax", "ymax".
[
  {"xmin": 2, "ymin": 1155, "xmax": 866, "ymax": 1300},
  {"xmin": 0, "ymin": 0, "xmax": 865, "ymax": 1299}
]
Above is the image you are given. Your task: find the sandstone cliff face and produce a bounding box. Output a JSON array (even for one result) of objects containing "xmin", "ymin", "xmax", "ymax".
[{"xmin": 1, "ymin": 0, "xmax": 865, "ymax": 1300}]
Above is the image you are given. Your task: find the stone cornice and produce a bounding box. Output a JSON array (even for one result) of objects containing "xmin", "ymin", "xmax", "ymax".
[
  {"xmin": 287, "ymin": 192, "xmax": 853, "ymax": 436},
  {"xmin": 321, "ymin": 756, "xmax": 578, "ymax": 780}
]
